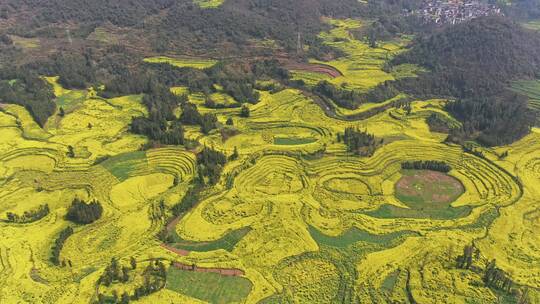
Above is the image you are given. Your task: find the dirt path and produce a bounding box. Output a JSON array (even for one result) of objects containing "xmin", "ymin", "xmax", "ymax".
[
  {"xmin": 161, "ymin": 243, "xmax": 190, "ymax": 256},
  {"xmin": 172, "ymin": 262, "xmax": 245, "ymax": 277},
  {"xmin": 284, "ymin": 62, "xmax": 343, "ymax": 78}
]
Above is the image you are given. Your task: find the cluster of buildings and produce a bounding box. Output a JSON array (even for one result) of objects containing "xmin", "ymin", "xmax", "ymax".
[{"xmin": 413, "ymin": 0, "xmax": 503, "ymax": 25}]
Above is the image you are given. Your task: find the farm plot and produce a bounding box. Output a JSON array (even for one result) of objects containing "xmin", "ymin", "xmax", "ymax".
[
  {"xmin": 167, "ymin": 267, "xmax": 252, "ymax": 303},
  {"xmin": 311, "ymin": 18, "xmax": 410, "ymax": 92},
  {"xmin": 512, "ymin": 79, "xmax": 540, "ymax": 125}
]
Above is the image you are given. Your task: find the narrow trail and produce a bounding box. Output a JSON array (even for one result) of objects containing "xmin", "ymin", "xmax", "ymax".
[
  {"xmin": 172, "ymin": 262, "xmax": 245, "ymax": 277},
  {"xmin": 284, "ymin": 62, "xmax": 344, "ymax": 78}
]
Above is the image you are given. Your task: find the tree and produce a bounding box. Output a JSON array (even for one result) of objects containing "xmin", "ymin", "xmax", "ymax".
[
  {"xmin": 97, "ymin": 293, "xmax": 106, "ymax": 304},
  {"xmin": 59, "ymin": 107, "xmax": 65, "ymax": 117},
  {"xmin": 67, "ymin": 145, "xmax": 75, "ymax": 158},
  {"xmin": 226, "ymin": 117, "xmax": 234, "ymax": 125},
  {"xmin": 240, "ymin": 105, "xmax": 250, "ymax": 118},
  {"xmin": 204, "ymin": 96, "xmax": 216, "ymax": 108},
  {"xmin": 121, "ymin": 292, "xmax": 130, "ymax": 304},
  {"xmin": 342, "ymin": 127, "xmax": 380, "ymax": 157},
  {"xmin": 122, "ymin": 266, "xmax": 130, "ymax": 282},
  {"xmin": 5, "ymin": 204, "xmax": 49, "ymax": 223},
  {"xmin": 65, "ymin": 198, "xmax": 103, "ymax": 224},
  {"xmin": 130, "ymin": 256, "xmax": 137, "ymax": 269},
  {"xmin": 50, "ymin": 226, "xmax": 74, "ymax": 265},
  {"xmin": 200, "ymin": 113, "xmax": 218, "ymax": 134},
  {"xmin": 112, "ymin": 290, "xmax": 119, "ymax": 303},
  {"xmin": 229, "ymin": 146, "xmax": 239, "ymax": 161}
]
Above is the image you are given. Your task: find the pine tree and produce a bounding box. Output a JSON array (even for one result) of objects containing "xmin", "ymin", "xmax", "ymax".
[{"xmin": 240, "ymin": 105, "xmax": 250, "ymax": 117}]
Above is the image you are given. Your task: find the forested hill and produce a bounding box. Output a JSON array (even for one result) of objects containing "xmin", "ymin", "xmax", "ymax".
[
  {"xmin": 392, "ymin": 16, "xmax": 540, "ymax": 146},
  {"xmin": 0, "ymin": 0, "xmax": 368, "ymax": 54},
  {"xmin": 394, "ymin": 16, "xmax": 540, "ymax": 95}
]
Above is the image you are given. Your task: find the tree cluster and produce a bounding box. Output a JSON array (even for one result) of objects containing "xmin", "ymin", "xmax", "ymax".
[
  {"xmin": 132, "ymin": 260, "xmax": 167, "ymax": 300},
  {"xmin": 97, "ymin": 257, "xmax": 133, "ymax": 286},
  {"xmin": 484, "ymin": 260, "xmax": 514, "ymax": 293},
  {"xmin": 401, "ymin": 160, "xmax": 451, "ymax": 173},
  {"xmin": 51, "ymin": 226, "xmax": 73, "ymax": 265},
  {"xmin": 0, "ymin": 69, "xmax": 55, "ymax": 126},
  {"xmin": 313, "ymin": 80, "xmax": 399, "ymax": 110},
  {"xmin": 444, "ymin": 92, "xmax": 535, "ymax": 146},
  {"xmin": 456, "ymin": 244, "xmax": 478, "ymax": 270},
  {"xmin": 455, "ymin": 245, "xmax": 516, "ymax": 297},
  {"xmin": 65, "ymin": 198, "xmax": 103, "ymax": 224},
  {"xmin": 5, "ymin": 204, "xmax": 49, "ymax": 223},
  {"xmin": 170, "ymin": 183, "xmax": 204, "ymax": 219},
  {"xmin": 313, "ymin": 81, "xmax": 363, "ymax": 110},
  {"xmin": 196, "ymin": 146, "xmax": 227, "ymax": 185},
  {"xmin": 339, "ymin": 127, "xmax": 381, "ymax": 156},
  {"xmin": 96, "ymin": 258, "xmax": 165, "ymax": 303},
  {"xmin": 0, "ymin": 33, "xmax": 12, "ymax": 45},
  {"xmin": 426, "ymin": 113, "xmax": 451, "ymax": 133}
]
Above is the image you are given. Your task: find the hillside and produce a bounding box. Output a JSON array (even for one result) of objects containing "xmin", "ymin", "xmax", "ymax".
[{"xmin": 392, "ymin": 16, "xmax": 540, "ymax": 145}]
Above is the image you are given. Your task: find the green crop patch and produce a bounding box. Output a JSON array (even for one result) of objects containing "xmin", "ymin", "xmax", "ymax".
[
  {"xmin": 170, "ymin": 227, "xmax": 251, "ymax": 252},
  {"xmin": 166, "ymin": 268, "xmax": 252, "ymax": 303},
  {"xmin": 273, "ymin": 136, "xmax": 317, "ymax": 145},
  {"xmin": 99, "ymin": 151, "xmax": 148, "ymax": 181},
  {"xmin": 512, "ymin": 79, "xmax": 540, "ymax": 125},
  {"xmin": 309, "ymin": 226, "xmax": 417, "ymax": 248}
]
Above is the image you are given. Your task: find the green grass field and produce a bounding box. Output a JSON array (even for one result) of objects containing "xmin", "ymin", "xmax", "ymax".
[
  {"xmin": 511, "ymin": 79, "xmax": 540, "ymax": 125},
  {"xmin": 167, "ymin": 268, "xmax": 252, "ymax": 303},
  {"xmin": 512, "ymin": 79, "xmax": 540, "ymax": 111},
  {"xmin": 523, "ymin": 20, "xmax": 540, "ymax": 31}
]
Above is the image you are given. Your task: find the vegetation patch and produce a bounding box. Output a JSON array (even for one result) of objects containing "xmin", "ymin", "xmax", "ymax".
[
  {"xmin": 511, "ymin": 79, "xmax": 540, "ymax": 125},
  {"xmin": 308, "ymin": 226, "xmax": 416, "ymax": 248},
  {"xmin": 322, "ymin": 177, "xmax": 370, "ymax": 195},
  {"xmin": 166, "ymin": 267, "xmax": 252, "ymax": 304},
  {"xmin": 143, "ymin": 56, "xmax": 218, "ymax": 69},
  {"xmin": 273, "ymin": 136, "xmax": 317, "ymax": 146},
  {"xmin": 169, "ymin": 227, "xmax": 251, "ymax": 252},
  {"xmin": 395, "ymin": 169, "xmax": 464, "ymax": 206},
  {"xmin": 100, "ymin": 151, "xmax": 147, "ymax": 181},
  {"xmin": 193, "ymin": 0, "xmax": 224, "ymax": 9},
  {"xmin": 367, "ymin": 169, "xmax": 470, "ymax": 219}
]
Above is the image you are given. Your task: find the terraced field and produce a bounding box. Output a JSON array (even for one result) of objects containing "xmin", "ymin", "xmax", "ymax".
[
  {"xmin": 0, "ymin": 17, "xmax": 539, "ymax": 304},
  {"xmin": 192, "ymin": 0, "xmax": 224, "ymax": 9},
  {"xmin": 512, "ymin": 79, "xmax": 540, "ymax": 125},
  {"xmin": 143, "ymin": 56, "xmax": 218, "ymax": 69}
]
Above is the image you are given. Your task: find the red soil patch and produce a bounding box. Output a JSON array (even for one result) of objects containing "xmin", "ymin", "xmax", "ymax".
[
  {"xmin": 172, "ymin": 262, "xmax": 245, "ymax": 277},
  {"xmin": 396, "ymin": 170, "xmax": 464, "ymax": 204},
  {"xmin": 285, "ymin": 62, "xmax": 343, "ymax": 78},
  {"xmin": 161, "ymin": 243, "xmax": 190, "ymax": 256}
]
